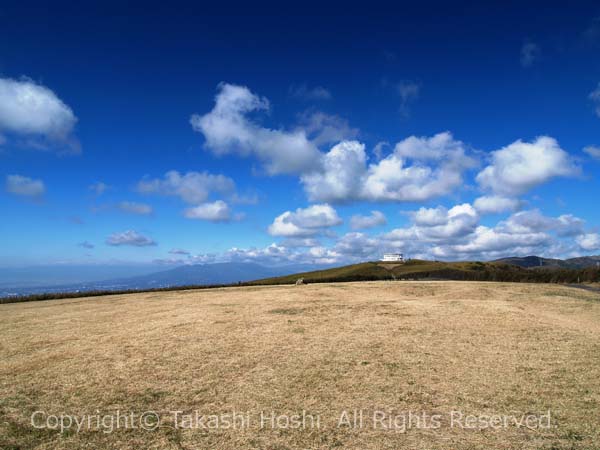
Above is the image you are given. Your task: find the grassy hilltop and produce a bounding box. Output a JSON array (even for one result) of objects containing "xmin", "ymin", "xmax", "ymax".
[{"xmin": 251, "ymin": 259, "xmax": 600, "ymax": 285}]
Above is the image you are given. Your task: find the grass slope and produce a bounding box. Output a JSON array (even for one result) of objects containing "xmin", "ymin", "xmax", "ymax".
[{"xmin": 251, "ymin": 259, "xmax": 600, "ymax": 285}]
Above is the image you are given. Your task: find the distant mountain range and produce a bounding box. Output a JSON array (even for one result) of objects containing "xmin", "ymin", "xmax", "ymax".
[
  {"xmin": 2, "ymin": 256, "xmax": 600, "ymax": 298},
  {"xmin": 0, "ymin": 262, "xmax": 331, "ymax": 297},
  {"xmin": 104, "ymin": 262, "xmax": 326, "ymax": 288},
  {"xmin": 493, "ymin": 255, "xmax": 600, "ymax": 269}
]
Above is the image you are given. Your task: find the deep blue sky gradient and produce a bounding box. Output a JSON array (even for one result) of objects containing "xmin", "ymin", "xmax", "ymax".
[{"xmin": 1, "ymin": 1, "xmax": 599, "ymax": 266}]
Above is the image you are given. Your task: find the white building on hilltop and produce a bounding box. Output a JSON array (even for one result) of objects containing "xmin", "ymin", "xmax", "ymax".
[{"xmin": 381, "ymin": 253, "xmax": 404, "ymax": 262}]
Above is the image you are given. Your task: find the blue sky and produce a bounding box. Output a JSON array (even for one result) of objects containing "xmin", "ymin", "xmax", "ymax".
[{"xmin": 1, "ymin": 1, "xmax": 600, "ymax": 268}]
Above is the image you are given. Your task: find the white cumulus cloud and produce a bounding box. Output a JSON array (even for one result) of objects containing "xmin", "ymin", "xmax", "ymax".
[
  {"xmin": 350, "ymin": 211, "xmax": 387, "ymax": 230},
  {"xmin": 225, "ymin": 243, "xmax": 295, "ymax": 265},
  {"xmin": 413, "ymin": 204, "xmax": 479, "ymax": 240},
  {"xmin": 444, "ymin": 225, "xmax": 550, "ymax": 257},
  {"xmin": 303, "ymin": 132, "xmax": 475, "ymax": 203},
  {"xmin": 0, "ymin": 77, "xmax": 79, "ymax": 151},
  {"xmin": 363, "ymin": 132, "xmax": 476, "ymax": 201},
  {"xmin": 268, "ymin": 204, "xmax": 342, "ymax": 237},
  {"xmin": 183, "ymin": 200, "xmax": 231, "ymax": 222},
  {"xmin": 476, "ymin": 136, "xmax": 579, "ymax": 196},
  {"xmin": 333, "ymin": 232, "xmax": 381, "ymax": 259},
  {"xmin": 382, "ymin": 203, "xmax": 480, "ymax": 256},
  {"xmin": 301, "ymin": 140, "xmax": 367, "ymax": 203},
  {"xmin": 377, "ymin": 204, "xmax": 589, "ymax": 260},
  {"xmin": 576, "ymin": 233, "xmax": 600, "ymax": 251},
  {"xmin": 191, "ymin": 83, "xmax": 321, "ymax": 175},
  {"xmin": 498, "ymin": 210, "xmax": 585, "ymax": 237},
  {"xmin": 426, "ymin": 209, "xmax": 587, "ymax": 260},
  {"xmin": 474, "ymin": 195, "xmax": 521, "ymax": 214}
]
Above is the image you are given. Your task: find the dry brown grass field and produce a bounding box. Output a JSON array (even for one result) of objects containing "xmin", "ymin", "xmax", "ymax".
[{"xmin": 1, "ymin": 281, "xmax": 600, "ymax": 449}]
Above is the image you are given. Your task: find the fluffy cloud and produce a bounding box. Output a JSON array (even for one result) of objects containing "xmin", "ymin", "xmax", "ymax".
[
  {"xmin": 590, "ymin": 83, "xmax": 600, "ymax": 117},
  {"xmin": 576, "ymin": 233, "xmax": 600, "ymax": 251},
  {"xmin": 350, "ymin": 211, "xmax": 387, "ymax": 230},
  {"xmin": 217, "ymin": 241, "xmax": 341, "ymax": 266},
  {"xmin": 476, "ymin": 136, "xmax": 579, "ymax": 196},
  {"xmin": 191, "ymin": 83, "xmax": 321, "ymax": 174},
  {"xmin": 222, "ymin": 241, "xmax": 341, "ymax": 265},
  {"xmin": 333, "ymin": 232, "xmax": 381, "ymax": 259},
  {"xmin": 233, "ymin": 205, "xmax": 552, "ymax": 264},
  {"xmin": 279, "ymin": 237, "xmax": 322, "ymax": 248},
  {"xmin": 225, "ymin": 243, "xmax": 295, "ymax": 265},
  {"xmin": 474, "ymin": 195, "xmax": 521, "ymax": 214},
  {"xmin": 382, "ymin": 204, "xmax": 480, "ymax": 259},
  {"xmin": 431, "ymin": 210, "xmax": 589, "ymax": 260},
  {"xmin": 584, "ymin": 145, "xmax": 600, "ymax": 159},
  {"xmin": 289, "ymin": 84, "xmax": 332, "ymax": 101},
  {"xmin": 303, "ymin": 132, "xmax": 475, "ymax": 203},
  {"xmin": 5, "ymin": 174, "xmax": 45, "ymax": 197},
  {"xmin": 520, "ymin": 42, "xmax": 540, "ymax": 67},
  {"xmin": 118, "ymin": 201, "xmax": 153, "ymax": 215},
  {"xmin": 137, "ymin": 170, "xmax": 235, "ymax": 204},
  {"xmin": 0, "ymin": 77, "xmax": 78, "ymax": 151},
  {"xmin": 192, "ymin": 85, "xmax": 477, "ymax": 205},
  {"xmin": 106, "ymin": 230, "xmax": 156, "ymax": 247},
  {"xmin": 407, "ymin": 203, "xmax": 479, "ymax": 240},
  {"xmin": 190, "ymin": 84, "xmax": 585, "ymax": 215},
  {"xmin": 411, "ymin": 206, "xmax": 449, "ymax": 226},
  {"xmin": 78, "ymin": 241, "xmax": 94, "ymax": 249},
  {"xmin": 376, "ymin": 203, "xmax": 591, "ymax": 261},
  {"xmin": 154, "ymin": 252, "xmax": 217, "ymax": 266},
  {"xmin": 498, "ymin": 210, "xmax": 584, "ymax": 237},
  {"xmin": 153, "ymin": 204, "xmax": 594, "ymax": 265},
  {"xmin": 268, "ymin": 204, "xmax": 342, "ymax": 237},
  {"xmin": 138, "ymin": 171, "xmax": 242, "ymax": 221},
  {"xmin": 362, "ymin": 132, "xmax": 476, "ymax": 201},
  {"xmin": 301, "ymin": 141, "xmax": 366, "ymax": 202},
  {"xmin": 183, "ymin": 200, "xmax": 231, "ymax": 222},
  {"xmin": 440, "ymin": 225, "xmax": 551, "ymax": 258}
]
